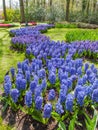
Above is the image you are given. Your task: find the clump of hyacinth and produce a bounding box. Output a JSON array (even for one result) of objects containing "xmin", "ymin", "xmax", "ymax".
[
  {"xmin": 48, "ymin": 72, "xmax": 56, "ymax": 84},
  {"xmin": 56, "ymin": 100, "xmax": 64, "ymax": 114},
  {"xmin": 38, "ymin": 69, "xmax": 46, "ymax": 79},
  {"xmin": 92, "ymin": 89, "xmax": 98, "ymax": 102},
  {"xmin": 77, "ymin": 91, "xmax": 85, "ymax": 106},
  {"xmin": 10, "ymin": 89, "xmax": 20, "ymax": 103},
  {"xmin": 35, "ymin": 96, "xmax": 43, "ymax": 110},
  {"xmin": 30, "ymin": 80, "xmax": 37, "ymax": 93},
  {"xmin": 16, "ymin": 77, "xmax": 26, "ymax": 91},
  {"xmin": 4, "ymin": 75, "xmax": 12, "ymax": 95},
  {"xmin": 65, "ymin": 94, "xmax": 74, "ymax": 112},
  {"xmin": 43, "ymin": 103, "xmax": 52, "ymax": 118},
  {"xmin": 48, "ymin": 89, "xmax": 55, "ymax": 101},
  {"xmin": 10, "ymin": 67, "xmax": 15, "ymax": 78},
  {"xmin": 25, "ymin": 90, "xmax": 32, "ymax": 107},
  {"xmin": 59, "ymin": 89, "xmax": 66, "ymax": 103}
]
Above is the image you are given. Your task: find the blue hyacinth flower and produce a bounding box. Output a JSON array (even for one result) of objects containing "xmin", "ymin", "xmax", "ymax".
[
  {"xmin": 43, "ymin": 103, "xmax": 52, "ymax": 118},
  {"xmin": 49, "ymin": 72, "xmax": 56, "ymax": 84},
  {"xmin": 92, "ymin": 89, "xmax": 98, "ymax": 102},
  {"xmin": 37, "ymin": 69, "xmax": 46, "ymax": 79},
  {"xmin": 35, "ymin": 96, "xmax": 43, "ymax": 110},
  {"xmin": 10, "ymin": 89, "xmax": 20, "ymax": 103},
  {"xmin": 30, "ymin": 80, "xmax": 37, "ymax": 93},
  {"xmin": 25, "ymin": 90, "xmax": 32, "ymax": 107},
  {"xmin": 10, "ymin": 67, "xmax": 15, "ymax": 78},
  {"xmin": 4, "ymin": 82, "xmax": 12, "ymax": 95},
  {"xmin": 59, "ymin": 89, "xmax": 66, "ymax": 103},
  {"xmin": 77, "ymin": 91, "xmax": 85, "ymax": 106},
  {"xmin": 48, "ymin": 89, "xmax": 56, "ymax": 101},
  {"xmin": 56, "ymin": 100, "xmax": 64, "ymax": 114},
  {"xmin": 65, "ymin": 94, "xmax": 74, "ymax": 112}
]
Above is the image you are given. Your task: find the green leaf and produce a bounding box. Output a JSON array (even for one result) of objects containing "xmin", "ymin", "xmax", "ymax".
[
  {"xmin": 91, "ymin": 109, "xmax": 98, "ymax": 130},
  {"xmin": 68, "ymin": 110, "xmax": 78, "ymax": 130},
  {"xmin": 32, "ymin": 110, "xmax": 46, "ymax": 124},
  {"xmin": 2, "ymin": 102, "xmax": 9, "ymax": 112},
  {"xmin": 19, "ymin": 105, "xmax": 28, "ymax": 114},
  {"xmin": 84, "ymin": 109, "xmax": 98, "ymax": 130},
  {"xmin": 51, "ymin": 111, "xmax": 61, "ymax": 121},
  {"xmin": 58, "ymin": 121, "xmax": 66, "ymax": 130}
]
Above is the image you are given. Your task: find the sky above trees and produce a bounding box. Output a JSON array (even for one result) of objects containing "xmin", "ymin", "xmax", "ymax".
[{"xmin": 0, "ymin": 0, "xmax": 19, "ymax": 9}]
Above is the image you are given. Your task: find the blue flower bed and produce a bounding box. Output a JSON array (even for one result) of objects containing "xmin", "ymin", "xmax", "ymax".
[
  {"xmin": 11, "ymin": 34, "xmax": 49, "ymax": 51},
  {"xmin": 10, "ymin": 24, "xmax": 54, "ymax": 37},
  {"xmin": 3, "ymin": 57, "xmax": 98, "ymax": 125},
  {"xmin": 2, "ymin": 24, "xmax": 98, "ymax": 129},
  {"xmin": 71, "ymin": 41, "xmax": 98, "ymax": 60}
]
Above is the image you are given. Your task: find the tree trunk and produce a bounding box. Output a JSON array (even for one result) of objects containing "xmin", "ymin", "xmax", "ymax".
[
  {"xmin": 19, "ymin": 0, "xmax": 25, "ymax": 23},
  {"xmin": 85, "ymin": 0, "xmax": 90, "ymax": 15},
  {"xmin": 37, "ymin": 0, "xmax": 40, "ymax": 7},
  {"xmin": 26, "ymin": 0, "xmax": 28, "ymax": 25},
  {"xmin": 66, "ymin": 0, "xmax": 70, "ymax": 21},
  {"xmin": 82, "ymin": 0, "xmax": 86, "ymax": 13},
  {"xmin": 9, "ymin": 0, "xmax": 11, "ymax": 9},
  {"xmin": 71, "ymin": 0, "xmax": 74, "ymax": 12},
  {"xmin": 3, "ymin": 0, "xmax": 7, "ymax": 21},
  {"xmin": 50, "ymin": 0, "xmax": 52, "ymax": 6},
  {"xmin": 93, "ymin": 0, "xmax": 97, "ymax": 13},
  {"xmin": 44, "ymin": 0, "xmax": 46, "ymax": 7}
]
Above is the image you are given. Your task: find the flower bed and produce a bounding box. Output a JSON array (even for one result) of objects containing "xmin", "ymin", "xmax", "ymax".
[
  {"xmin": 20, "ymin": 21, "xmax": 37, "ymax": 26},
  {"xmin": 3, "ymin": 57, "xmax": 98, "ymax": 129},
  {"xmin": 71, "ymin": 41, "xmax": 98, "ymax": 60},
  {"xmin": 0, "ymin": 23, "xmax": 15, "ymax": 28},
  {"xmin": 2, "ymin": 23, "xmax": 98, "ymax": 129},
  {"xmin": 10, "ymin": 24, "xmax": 54, "ymax": 37},
  {"xmin": 11, "ymin": 34, "xmax": 50, "ymax": 51}
]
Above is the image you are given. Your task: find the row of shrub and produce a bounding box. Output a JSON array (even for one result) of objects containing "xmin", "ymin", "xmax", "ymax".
[{"xmin": 66, "ymin": 30, "xmax": 98, "ymax": 42}]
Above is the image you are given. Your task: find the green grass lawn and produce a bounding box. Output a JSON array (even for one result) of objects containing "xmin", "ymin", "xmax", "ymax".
[
  {"xmin": 0, "ymin": 28, "xmax": 24, "ymax": 84},
  {"xmin": 45, "ymin": 28, "xmax": 98, "ymax": 41}
]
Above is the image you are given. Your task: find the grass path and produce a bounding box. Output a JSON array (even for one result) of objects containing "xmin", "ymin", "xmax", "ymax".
[{"xmin": 0, "ymin": 28, "xmax": 24, "ymax": 84}]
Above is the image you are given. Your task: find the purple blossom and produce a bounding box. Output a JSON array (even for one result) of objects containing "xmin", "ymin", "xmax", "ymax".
[
  {"xmin": 49, "ymin": 72, "xmax": 56, "ymax": 84},
  {"xmin": 25, "ymin": 90, "xmax": 32, "ymax": 107},
  {"xmin": 48, "ymin": 89, "xmax": 56, "ymax": 101},
  {"xmin": 10, "ymin": 89, "xmax": 19, "ymax": 103},
  {"xmin": 65, "ymin": 94, "xmax": 74, "ymax": 112},
  {"xmin": 4, "ymin": 82, "xmax": 12, "ymax": 95},
  {"xmin": 30, "ymin": 80, "xmax": 37, "ymax": 93},
  {"xmin": 43, "ymin": 103, "xmax": 52, "ymax": 118},
  {"xmin": 35, "ymin": 96, "xmax": 43, "ymax": 110},
  {"xmin": 92, "ymin": 89, "xmax": 98, "ymax": 102},
  {"xmin": 56, "ymin": 100, "xmax": 64, "ymax": 114},
  {"xmin": 10, "ymin": 67, "xmax": 15, "ymax": 78},
  {"xmin": 77, "ymin": 91, "xmax": 85, "ymax": 106}
]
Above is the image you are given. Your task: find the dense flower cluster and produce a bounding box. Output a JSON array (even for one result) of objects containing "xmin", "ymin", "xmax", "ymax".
[
  {"xmin": 10, "ymin": 25, "xmax": 98, "ymax": 60},
  {"xmin": 4, "ymin": 56, "xmax": 98, "ymax": 119},
  {"xmin": 4, "ymin": 24, "xmax": 98, "ymax": 123},
  {"xmin": 70, "ymin": 41, "xmax": 98, "ymax": 59},
  {"xmin": 10, "ymin": 24, "xmax": 54, "ymax": 37},
  {"xmin": 11, "ymin": 34, "xmax": 49, "ymax": 50}
]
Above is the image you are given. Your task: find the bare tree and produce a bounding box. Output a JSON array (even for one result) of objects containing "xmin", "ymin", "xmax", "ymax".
[
  {"xmin": 2, "ymin": 0, "xmax": 7, "ymax": 21},
  {"xmin": 50, "ymin": 0, "xmax": 52, "ymax": 6},
  {"xmin": 9, "ymin": 0, "xmax": 12, "ymax": 9},
  {"xmin": 66, "ymin": 0, "xmax": 70, "ymax": 21},
  {"xmin": 19, "ymin": 0, "xmax": 25, "ymax": 22}
]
